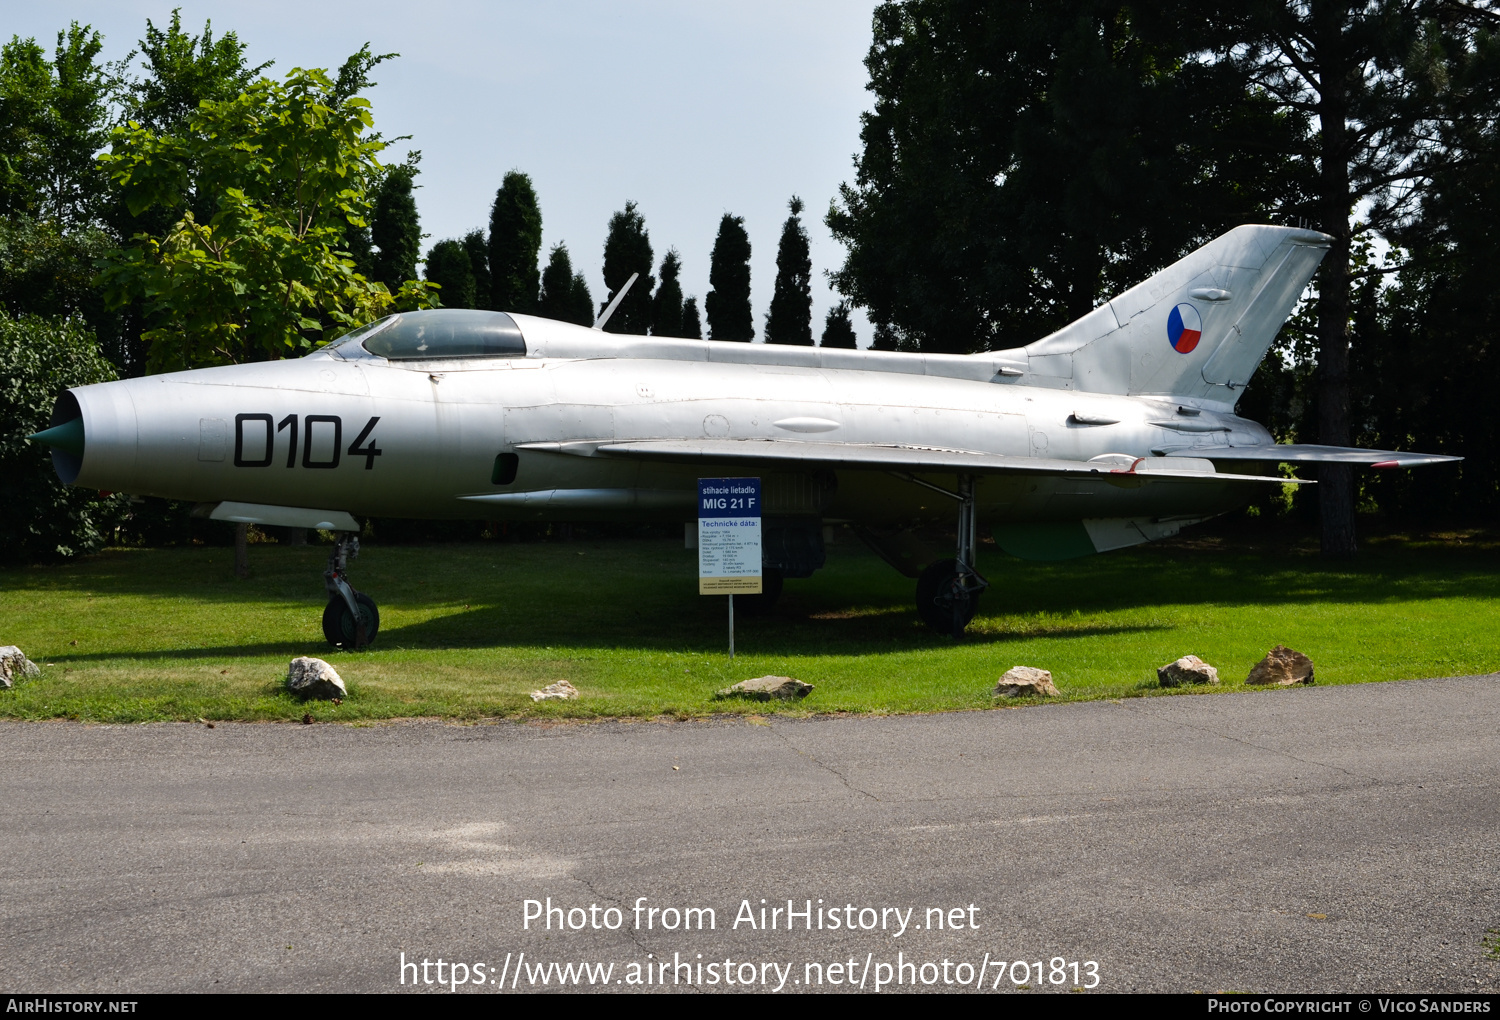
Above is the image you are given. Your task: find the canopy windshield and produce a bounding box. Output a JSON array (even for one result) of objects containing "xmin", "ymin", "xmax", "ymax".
[{"xmin": 361, "ymin": 310, "xmax": 527, "ymax": 360}]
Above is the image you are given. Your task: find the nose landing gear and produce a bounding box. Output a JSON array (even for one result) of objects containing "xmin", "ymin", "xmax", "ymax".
[{"xmin": 322, "ymin": 532, "xmax": 379, "ymax": 649}]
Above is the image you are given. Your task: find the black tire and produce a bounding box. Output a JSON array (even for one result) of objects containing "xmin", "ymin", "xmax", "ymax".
[
  {"xmin": 322, "ymin": 591, "xmax": 380, "ymax": 649},
  {"xmin": 915, "ymin": 559, "xmax": 980, "ymax": 636},
  {"xmin": 734, "ymin": 569, "xmax": 784, "ymax": 616}
]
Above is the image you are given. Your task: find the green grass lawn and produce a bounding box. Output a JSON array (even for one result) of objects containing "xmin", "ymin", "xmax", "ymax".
[{"xmin": 1, "ymin": 524, "xmax": 1497, "ymax": 722}]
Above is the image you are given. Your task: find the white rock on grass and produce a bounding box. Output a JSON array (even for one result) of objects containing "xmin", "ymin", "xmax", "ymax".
[
  {"xmin": 287, "ymin": 657, "xmax": 347, "ymax": 700},
  {"xmin": 531, "ymin": 680, "xmax": 580, "ymax": 702},
  {"xmin": 1157, "ymin": 654, "xmax": 1221, "ymax": 687},
  {"xmin": 716, "ymin": 676, "xmax": 814, "ymax": 701},
  {"xmin": 0, "ymin": 646, "xmax": 41, "ymax": 689},
  {"xmin": 994, "ymin": 666, "xmax": 1060, "ymax": 698}
]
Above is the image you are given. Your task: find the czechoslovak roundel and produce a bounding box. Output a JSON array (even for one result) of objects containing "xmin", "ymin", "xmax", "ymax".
[{"xmin": 1167, "ymin": 303, "xmax": 1203, "ymax": 353}]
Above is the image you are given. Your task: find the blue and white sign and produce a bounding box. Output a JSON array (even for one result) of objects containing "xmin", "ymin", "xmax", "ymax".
[{"xmin": 698, "ymin": 477, "xmax": 762, "ymax": 595}]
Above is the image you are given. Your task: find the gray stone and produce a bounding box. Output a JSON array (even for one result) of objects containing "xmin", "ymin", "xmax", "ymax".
[
  {"xmin": 1157, "ymin": 654, "xmax": 1221, "ymax": 688},
  {"xmin": 530, "ymin": 680, "xmax": 580, "ymax": 702},
  {"xmin": 0, "ymin": 646, "xmax": 40, "ymax": 689},
  {"xmin": 286, "ymin": 657, "xmax": 347, "ymax": 700},
  {"xmin": 716, "ymin": 675, "xmax": 814, "ymax": 701},
  {"xmin": 1246, "ymin": 645, "xmax": 1315, "ymax": 686},
  {"xmin": 994, "ymin": 666, "xmax": 1060, "ymax": 698}
]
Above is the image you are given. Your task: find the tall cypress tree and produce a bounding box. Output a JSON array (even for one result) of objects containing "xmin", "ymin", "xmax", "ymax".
[
  {"xmin": 489, "ymin": 171, "xmax": 542, "ymax": 313},
  {"xmin": 681, "ymin": 296, "xmax": 703, "ymax": 339},
  {"xmin": 463, "ymin": 229, "xmax": 490, "ymax": 309},
  {"xmin": 600, "ymin": 201, "xmax": 655, "ymax": 334},
  {"xmin": 370, "ymin": 163, "xmax": 420, "ymax": 292},
  {"xmin": 705, "ymin": 213, "xmax": 752, "ymax": 341},
  {"xmin": 568, "ymin": 270, "xmax": 594, "ymax": 327},
  {"xmin": 540, "ymin": 243, "xmax": 591, "ymax": 326},
  {"xmin": 424, "ymin": 239, "xmax": 476, "ymax": 309},
  {"xmin": 651, "ymin": 248, "xmax": 684, "ymax": 337},
  {"xmin": 765, "ymin": 197, "xmax": 813, "ymax": 345},
  {"xmin": 821, "ymin": 301, "xmax": 857, "ymax": 349}
]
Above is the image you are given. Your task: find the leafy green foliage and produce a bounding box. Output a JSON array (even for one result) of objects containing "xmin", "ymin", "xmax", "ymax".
[
  {"xmin": 123, "ymin": 11, "xmax": 266, "ymax": 137},
  {"xmin": 0, "ymin": 311, "xmax": 127, "ymax": 564},
  {"xmin": 820, "ymin": 300, "xmax": 857, "ymax": 349},
  {"xmin": 97, "ymin": 60, "xmax": 436, "ymax": 371},
  {"xmin": 600, "ymin": 201, "xmax": 654, "ymax": 334},
  {"xmin": 828, "ymin": 0, "xmax": 1298, "ymax": 353},
  {"xmin": 538, "ymin": 243, "xmax": 594, "ymax": 326},
  {"xmin": 0, "ymin": 215, "xmax": 123, "ymax": 365},
  {"xmin": 370, "ymin": 161, "xmax": 421, "ymax": 292},
  {"xmin": 424, "ymin": 237, "xmax": 476, "ymax": 309},
  {"xmin": 651, "ymin": 248, "xmax": 684, "ymax": 337},
  {"xmin": 680, "ymin": 295, "xmax": 702, "ymax": 339},
  {"xmin": 488, "ymin": 171, "xmax": 542, "ymax": 313},
  {"xmin": 705, "ymin": 212, "xmax": 752, "ymax": 341},
  {"xmin": 0, "ymin": 23, "xmax": 118, "ymax": 228},
  {"xmin": 765, "ymin": 196, "xmax": 812, "ymax": 345}
]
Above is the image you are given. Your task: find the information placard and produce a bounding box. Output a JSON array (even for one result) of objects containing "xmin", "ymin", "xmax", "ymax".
[{"xmin": 698, "ymin": 477, "xmax": 762, "ymax": 595}]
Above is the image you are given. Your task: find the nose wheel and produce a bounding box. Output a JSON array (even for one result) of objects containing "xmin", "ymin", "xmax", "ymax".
[{"xmin": 322, "ymin": 533, "xmax": 379, "ymax": 649}]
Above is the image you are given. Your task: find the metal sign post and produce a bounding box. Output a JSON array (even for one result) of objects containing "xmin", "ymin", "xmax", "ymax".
[{"xmin": 697, "ymin": 477, "xmax": 762, "ymax": 660}]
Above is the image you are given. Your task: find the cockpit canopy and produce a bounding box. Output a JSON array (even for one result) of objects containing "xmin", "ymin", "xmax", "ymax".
[{"xmin": 333, "ymin": 309, "xmax": 528, "ymax": 360}]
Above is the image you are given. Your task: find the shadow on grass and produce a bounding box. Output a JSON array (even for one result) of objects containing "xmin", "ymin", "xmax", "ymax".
[{"xmin": 9, "ymin": 535, "xmax": 1500, "ymax": 661}]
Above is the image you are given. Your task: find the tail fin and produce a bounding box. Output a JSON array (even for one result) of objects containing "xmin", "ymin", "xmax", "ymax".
[{"xmin": 1019, "ymin": 225, "xmax": 1331, "ymax": 403}]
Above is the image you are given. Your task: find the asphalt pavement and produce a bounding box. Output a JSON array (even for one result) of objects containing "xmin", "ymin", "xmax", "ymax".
[{"xmin": 2, "ymin": 676, "xmax": 1498, "ymax": 994}]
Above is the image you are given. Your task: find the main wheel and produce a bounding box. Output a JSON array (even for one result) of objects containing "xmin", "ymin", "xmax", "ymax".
[
  {"xmin": 322, "ymin": 591, "xmax": 380, "ymax": 649},
  {"xmin": 734, "ymin": 569, "xmax": 784, "ymax": 616},
  {"xmin": 915, "ymin": 559, "xmax": 980, "ymax": 636}
]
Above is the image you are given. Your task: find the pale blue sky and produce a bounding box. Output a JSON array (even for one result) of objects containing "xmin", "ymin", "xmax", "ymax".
[{"xmin": 12, "ymin": 0, "xmax": 881, "ymax": 342}]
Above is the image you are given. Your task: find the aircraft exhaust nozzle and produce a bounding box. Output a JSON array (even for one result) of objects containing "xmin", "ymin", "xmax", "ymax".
[
  {"xmin": 28, "ymin": 391, "xmax": 88, "ymax": 484},
  {"xmin": 27, "ymin": 385, "xmax": 139, "ymax": 489}
]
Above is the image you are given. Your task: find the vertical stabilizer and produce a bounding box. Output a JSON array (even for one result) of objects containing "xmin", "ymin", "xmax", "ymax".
[{"xmin": 1021, "ymin": 225, "xmax": 1331, "ymax": 403}]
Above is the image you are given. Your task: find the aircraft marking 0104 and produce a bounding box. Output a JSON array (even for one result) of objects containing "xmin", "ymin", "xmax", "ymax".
[
  {"xmin": 29, "ymin": 224, "xmax": 1459, "ymax": 646},
  {"xmin": 230, "ymin": 414, "xmax": 383, "ymax": 470}
]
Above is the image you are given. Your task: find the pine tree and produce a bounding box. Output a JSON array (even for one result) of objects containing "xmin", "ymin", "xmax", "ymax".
[
  {"xmin": 821, "ymin": 301, "xmax": 857, "ymax": 349},
  {"xmin": 681, "ymin": 296, "xmax": 702, "ymax": 339},
  {"xmin": 425, "ymin": 239, "xmax": 476, "ymax": 309},
  {"xmin": 600, "ymin": 201, "xmax": 655, "ymax": 334},
  {"xmin": 489, "ymin": 171, "xmax": 542, "ymax": 313},
  {"xmin": 463, "ymin": 229, "xmax": 490, "ymax": 309},
  {"xmin": 370, "ymin": 162, "xmax": 421, "ymax": 292},
  {"xmin": 705, "ymin": 213, "xmax": 752, "ymax": 341},
  {"xmin": 651, "ymin": 248, "xmax": 684, "ymax": 337},
  {"xmin": 765, "ymin": 197, "xmax": 812, "ymax": 345},
  {"xmin": 539, "ymin": 243, "xmax": 589, "ymax": 325}
]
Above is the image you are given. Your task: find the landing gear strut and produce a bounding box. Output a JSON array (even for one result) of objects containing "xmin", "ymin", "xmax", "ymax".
[
  {"xmin": 322, "ymin": 532, "xmax": 379, "ymax": 650},
  {"xmin": 896, "ymin": 472, "xmax": 989, "ymax": 637}
]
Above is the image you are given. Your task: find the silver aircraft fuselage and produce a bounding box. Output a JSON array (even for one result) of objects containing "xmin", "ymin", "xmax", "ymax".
[{"xmin": 40, "ymin": 224, "xmax": 1457, "ymax": 563}]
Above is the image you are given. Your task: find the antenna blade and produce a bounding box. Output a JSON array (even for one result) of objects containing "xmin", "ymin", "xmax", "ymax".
[{"xmin": 592, "ymin": 272, "xmax": 639, "ymax": 331}]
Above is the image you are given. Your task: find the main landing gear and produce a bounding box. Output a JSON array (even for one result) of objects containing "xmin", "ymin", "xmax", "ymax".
[
  {"xmin": 899, "ymin": 473, "xmax": 989, "ymax": 638},
  {"xmin": 322, "ymin": 532, "xmax": 379, "ymax": 650}
]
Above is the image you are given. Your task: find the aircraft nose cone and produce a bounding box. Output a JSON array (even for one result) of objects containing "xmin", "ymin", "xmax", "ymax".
[{"xmin": 28, "ymin": 417, "xmax": 84, "ymax": 458}]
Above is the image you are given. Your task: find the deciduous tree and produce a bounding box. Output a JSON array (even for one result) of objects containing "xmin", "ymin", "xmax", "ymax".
[{"xmin": 97, "ymin": 55, "xmax": 436, "ymax": 371}]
